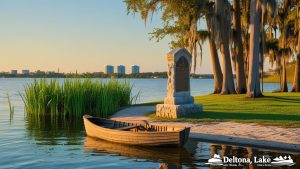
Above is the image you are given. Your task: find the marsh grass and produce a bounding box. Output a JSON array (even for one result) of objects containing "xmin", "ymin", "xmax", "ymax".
[
  {"xmin": 22, "ymin": 79, "xmax": 135, "ymax": 118},
  {"xmin": 7, "ymin": 93, "xmax": 14, "ymax": 120}
]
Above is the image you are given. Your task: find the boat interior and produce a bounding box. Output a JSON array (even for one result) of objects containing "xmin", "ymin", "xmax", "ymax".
[{"xmin": 86, "ymin": 116, "xmax": 184, "ymax": 132}]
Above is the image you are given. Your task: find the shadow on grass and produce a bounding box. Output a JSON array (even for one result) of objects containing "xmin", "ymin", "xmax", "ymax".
[
  {"xmin": 262, "ymin": 96, "xmax": 300, "ymax": 104},
  {"xmin": 187, "ymin": 111, "xmax": 300, "ymax": 121}
]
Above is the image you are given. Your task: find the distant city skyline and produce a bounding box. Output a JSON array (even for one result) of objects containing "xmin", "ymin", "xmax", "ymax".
[
  {"xmin": 103, "ymin": 64, "xmax": 140, "ymax": 75},
  {"xmin": 0, "ymin": 0, "xmax": 273, "ymax": 74},
  {"xmin": 2, "ymin": 64, "xmax": 141, "ymax": 74}
]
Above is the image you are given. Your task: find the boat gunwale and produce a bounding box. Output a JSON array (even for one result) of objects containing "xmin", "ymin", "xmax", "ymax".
[{"xmin": 83, "ymin": 115, "xmax": 189, "ymax": 134}]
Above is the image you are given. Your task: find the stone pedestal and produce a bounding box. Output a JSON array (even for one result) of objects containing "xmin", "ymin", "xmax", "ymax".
[
  {"xmin": 156, "ymin": 104, "xmax": 202, "ymax": 118},
  {"xmin": 156, "ymin": 48, "xmax": 202, "ymax": 118}
]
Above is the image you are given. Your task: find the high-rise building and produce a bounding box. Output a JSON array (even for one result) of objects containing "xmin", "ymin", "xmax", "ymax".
[
  {"xmin": 22, "ymin": 70, "xmax": 30, "ymax": 75},
  {"xmin": 131, "ymin": 65, "xmax": 140, "ymax": 74},
  {"xmin": 117, "ymin": 65, "xmax": 126, "ymax": 75},
  {"xmin": 11, "ymin": 70, "xmax": 18, "ymax": 75},
  {"xmin": 104, "ymin": 65, "xmax": 114, "ymax": 74}
]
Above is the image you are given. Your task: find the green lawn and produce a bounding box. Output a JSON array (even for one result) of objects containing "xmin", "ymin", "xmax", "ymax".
[{"xmin": 148, "ymin": 93, "xmax": 300, "ymax": 127}]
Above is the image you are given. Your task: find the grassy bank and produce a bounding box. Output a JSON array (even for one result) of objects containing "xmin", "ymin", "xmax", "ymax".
[
  {"xmin": 264, "ymin": 62, "xmax": 294, "ymax": 83},
  {"xmin": 264, "ymin": 75, "xmax": 294, "ymax": 83},
  {"xmin": 149, "ymin": 93, "xmax": 300, "ymax": 127},
  {"xmin": 23, "ymin": 79, "xmax": 135, "ymax": 118}
]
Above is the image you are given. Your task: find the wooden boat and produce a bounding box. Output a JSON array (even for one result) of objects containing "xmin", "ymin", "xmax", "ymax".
[{"xmin": 83, "ymin": 115, "xmax": 190, "ymax": 147}]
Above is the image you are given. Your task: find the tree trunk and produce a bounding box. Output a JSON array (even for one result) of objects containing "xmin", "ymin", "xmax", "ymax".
[
  {"xmin": 292, "ymin": 55, "xmax": 300, "ymax": 92},
  {"xmin": 233, "ymin": 0, "xmax": 247, "ymax": 94},
  {"xmin": 260, "ymin": 31, "xmax": 265, "ymax": 93},
  {"xmin": 215, "ymin": 0, "xmax": 236, "ymax": 94},
  {"xmin": 208, "ymin": 36, "xmax": 223, "ymax": 94},
  {"xmin": 220, "ymin": 43, "xmax": 236, "ymax": 94},
  {"xmin": 292, "ymin": 30, "xmax": 300, "ymax": 92},
  {"xmin": 247, "ymin": 0, "xmax": 262, "ymax": 97},
  {"xmin": 280, "ymin": 57, "xmax": 288, "ymax": 92},
  {"xmin": 242, "ymin": 0, "xmax": 251, "ymax": 80},
  {"xmin": 247, "ymin": 148, "xmax": 255, "ymax": 169}
]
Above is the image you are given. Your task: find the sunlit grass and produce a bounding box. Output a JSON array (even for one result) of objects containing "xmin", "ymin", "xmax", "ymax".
[
  {"xmin": 263, "ymin": 75, "xmax": 294, "ymax": 83},
  {"xmin": 148, "ymin": 93, "xmax": 300, "ymax": 127},
  {"xmin": 22, "ymin": 79, "xmax": 136, "ymax": 118}
]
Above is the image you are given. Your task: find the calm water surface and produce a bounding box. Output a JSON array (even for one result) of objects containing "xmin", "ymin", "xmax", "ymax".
[{"xmin": 0, "ymin": 78, "xmax": 298, "ymax": 169}]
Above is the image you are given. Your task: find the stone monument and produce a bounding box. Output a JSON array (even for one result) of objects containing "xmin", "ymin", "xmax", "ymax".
[{"xmin": 156, "ymin": 48, "xmax": 202, "ymax": 118}]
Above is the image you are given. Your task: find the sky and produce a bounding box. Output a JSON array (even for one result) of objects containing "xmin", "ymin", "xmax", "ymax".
[{"xmin": 0, "ymin": 0, "xmax": 218, "ymax": 74}]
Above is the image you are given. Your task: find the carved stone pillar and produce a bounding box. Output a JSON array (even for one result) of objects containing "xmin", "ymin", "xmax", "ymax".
[{"xmin": 156, "ymin": 48, "xmax": 202, "ymax": 118}]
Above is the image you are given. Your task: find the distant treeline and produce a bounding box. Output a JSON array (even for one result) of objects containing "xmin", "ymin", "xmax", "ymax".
[{"xmin": 0, "ymin": 71, "xmax": 215, "ymax": 79}]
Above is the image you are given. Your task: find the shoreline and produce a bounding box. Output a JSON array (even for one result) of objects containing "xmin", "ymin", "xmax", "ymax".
[
  {"xmin": 152, "ymin": 121, "xmax": 300, "ymax": 153},
  {"xmin": 189, "ymin": 133, "xmax": 300, "ymax": 154},
  {"xmin": 112, "ymin": 106, "xmax": 300, "ymax": 153},
  {"xmin": 0, "ymin": 77, "xmax": 292, "ymax": 83}
]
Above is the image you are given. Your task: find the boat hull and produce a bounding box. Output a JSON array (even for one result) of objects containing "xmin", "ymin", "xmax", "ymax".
[{"xmin": 83, "ymin": 115, "xmax": 190, "ymax": 147}]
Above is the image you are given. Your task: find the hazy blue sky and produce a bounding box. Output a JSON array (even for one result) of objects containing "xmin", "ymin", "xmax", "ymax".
[{"xmin": 0, "ymin": 0, "xmax": 216, "ymax": 73}]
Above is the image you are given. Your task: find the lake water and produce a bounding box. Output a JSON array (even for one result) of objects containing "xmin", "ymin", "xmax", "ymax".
[{"xmin": 0, "ymin": 78, "xmax": 298, "ymax": 169}]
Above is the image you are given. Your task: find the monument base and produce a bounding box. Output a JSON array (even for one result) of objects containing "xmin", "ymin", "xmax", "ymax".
[{"xmin": 156, "ymin": 104, "xmax": 202, "ymax": 118}]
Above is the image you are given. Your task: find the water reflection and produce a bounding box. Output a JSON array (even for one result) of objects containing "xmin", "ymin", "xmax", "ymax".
[
  {"xmin": 198, "ymin": 142, "xmax": 299, "ymax": 169},
  {"xmin": 84, "ymin": 137, "xmax": 300, "ymax": 169},
  {"xmin": 26, "ymin": 115, "xmax": 85, "ymax": 145},
  {"xmin": 25, "ymin": 116, "xmax": 300, "ymax": 169},
  {"xmin": 84, "ymin": 137, "xmax": 196, "ymax": 169}
]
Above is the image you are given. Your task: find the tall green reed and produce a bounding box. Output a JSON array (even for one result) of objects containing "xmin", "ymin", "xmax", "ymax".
[
  {"xmin": 7, "ymin": 93, "xmax": 14, "ymax": 120},
  {"xmin": 23, "ymin": 79, "xmax": 135, "ymax": 118}
]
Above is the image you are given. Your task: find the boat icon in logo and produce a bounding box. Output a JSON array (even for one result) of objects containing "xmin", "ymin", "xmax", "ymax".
[
  {"xmin": 205, "ymin": 154, "xmax": 223, "ymax": 166},
  {"xmin": 271, "ymin": 155, "xmax": 295, "ymax": 166}
]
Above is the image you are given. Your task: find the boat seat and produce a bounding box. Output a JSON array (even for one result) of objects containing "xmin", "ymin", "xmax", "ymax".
[{"xmin": 117, "ymin": 125, "xmax": 138, "ymax": 131}]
